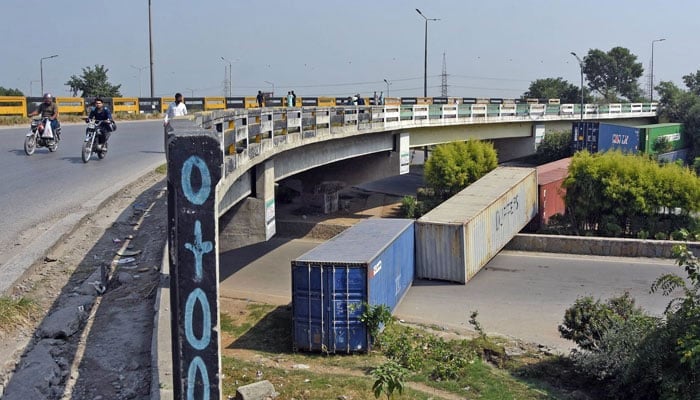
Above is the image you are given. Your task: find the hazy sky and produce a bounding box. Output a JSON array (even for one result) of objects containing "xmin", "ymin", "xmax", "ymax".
[{"xmin": 2, "ymin": 0, "xmax": 698, "ymax": 99}]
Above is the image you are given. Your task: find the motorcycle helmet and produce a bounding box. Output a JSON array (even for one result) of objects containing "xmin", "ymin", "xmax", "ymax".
[{"xmin": 43, "ymin": 93, "xmax": 53, "ymax": 102}]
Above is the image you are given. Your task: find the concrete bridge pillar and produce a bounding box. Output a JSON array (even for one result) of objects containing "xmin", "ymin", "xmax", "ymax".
[{"xmin": 219, "ymin": 159, "xmax": 276, "ymax": 250}]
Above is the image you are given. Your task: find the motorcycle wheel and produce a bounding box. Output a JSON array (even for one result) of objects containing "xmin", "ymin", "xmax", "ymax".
[
  {"xmin": 24, "ymin": 134, "xmax": 37, "ymax": 156},
  {"xmin": 81, "ymin": 136, "xmax": 94, "ymax": 163},
  {"xmin": 48, "ymin": 140, "xmax": 59, "ymax": 152},
  {"xmin": 98, "ymin": 149, "xmax": 106, "ymax": 159}
]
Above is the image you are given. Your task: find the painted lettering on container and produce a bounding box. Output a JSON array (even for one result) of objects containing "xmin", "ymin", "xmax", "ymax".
[
  {"xmin": 495, "ymin": 194, "xmax": 519, "ymax": 231},
  {"xmin": 611, "ymin": 134, "xmax": 629, "ymax": 145}
]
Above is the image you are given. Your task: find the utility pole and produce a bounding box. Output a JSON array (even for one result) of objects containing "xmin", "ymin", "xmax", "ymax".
[{"xmin": 148, "ymin": 0, "xmax": 155, "ymax": 97}]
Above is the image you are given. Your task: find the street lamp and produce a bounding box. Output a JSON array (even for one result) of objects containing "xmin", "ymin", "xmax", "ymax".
[
  {"xmin": 131, "ymin": 65, "xmax": 148, "ymax": 97},
  {"xmin": 383, "ymin": 79, "xmax": 391, "ymax": 97},
  {"xmin": 185, "ymin": 87, "xmax": 195, "ymax": 97},
  {"xmin": 416, "ymin": 8, "xmax": 439, "ymax": 97},
  {"xmin": 570, "ymin": 52, "xmax": 584, "ymax": 121},
  {"xmin": 651, "ymin": 38, "xmax": 666, "ymax": 102},
  {"xmin": 39, "ymin": 54, "xmax": 58, "ymax": 95},
  {"xmin": 264, "ymin": 80, "xmax": 274, "ymax": 96}
]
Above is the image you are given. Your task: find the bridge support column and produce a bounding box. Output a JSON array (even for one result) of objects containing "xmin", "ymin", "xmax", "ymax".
[{"xmin": 219, "ymin": 159, "xmax": 276, "ymax": 249}]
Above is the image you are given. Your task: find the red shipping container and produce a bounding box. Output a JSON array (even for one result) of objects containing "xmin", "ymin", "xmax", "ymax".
[{"xmin": 532, "ymin": 157, "xmax": 571, "ymax": 229}]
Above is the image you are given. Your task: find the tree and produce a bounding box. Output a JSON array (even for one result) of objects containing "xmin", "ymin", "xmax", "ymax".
[
  {"xmin": 65, "ymin": 65, "xmax": 122, "ymax": 98},
  {"xmin": 0, "ymin": 86, "xmax": 24, "ymax": 96},
  {"xmin": 583, "ymin": 47, "xmax": 644, "ymax": 102},
  {"xmin": 424, "ymin": 140, "xmax": 498, "ymax": 199},
  {"xmin": 535, "ymin": 130, "xmax": 573, "ymax": 164},
  {"xmin": 523, "ymin": 77, "xmax": 591, "ymax": 104},
  {"xmin": 563, "ymin": 151, "xmax": 700, "ymax": 237},
  {"xmin": 682, "ymin": 70, "xmax": 700, "ymax": 96},
  {"xmin": 656, "ymin": 77, "xmax": 700, "ymax": 158}
]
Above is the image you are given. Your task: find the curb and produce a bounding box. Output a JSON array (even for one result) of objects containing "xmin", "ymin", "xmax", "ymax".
[{"xmin": 151, "ymin": 244, "xmax": 173, "ymax": 400}]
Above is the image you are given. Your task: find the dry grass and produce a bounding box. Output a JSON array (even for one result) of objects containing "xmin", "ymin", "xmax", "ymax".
[{"xmin": 0, "ymin": 297, "xmax": 40, "ymax": 336}]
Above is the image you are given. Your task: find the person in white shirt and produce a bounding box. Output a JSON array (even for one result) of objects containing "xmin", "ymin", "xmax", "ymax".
[
  {"xmin": 164, "ymin": 92, "xmax": 188, "ymax": 159},
  {"xmin": 164, "ymin": 92, "xmax": 188, "ymax": 126}
]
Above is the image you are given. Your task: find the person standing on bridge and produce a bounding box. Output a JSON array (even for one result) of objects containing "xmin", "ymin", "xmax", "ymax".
[
  {"xmin": 287, "ymin": 91, "xmax": 294, "ymax": 107},
  {"xmin": 164, "ymin": 93, "xmax": 188, "ymax": 127},
  {"xmin": 256, "ymin": 90, "xmax": 264, "ymax": 107},
  {"xmin": 163, "ymin": 93, "xmax": 188, "ymax": 160}
]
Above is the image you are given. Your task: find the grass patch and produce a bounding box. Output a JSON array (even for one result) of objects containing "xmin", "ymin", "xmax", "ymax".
[
  {"xmin": 0, "ymin": 297, "xmax": 39, "ymax": 335},
  {"xmin": 220, "ymin": 300, "xmax": 589, "ymax": 399},
  {"xmin": 154, "ymin": 163, "xmax": 167, "ymax": 175},
  {"xmin": 222, "ymin": 357, "xmax": 436, "ymax": 400}
]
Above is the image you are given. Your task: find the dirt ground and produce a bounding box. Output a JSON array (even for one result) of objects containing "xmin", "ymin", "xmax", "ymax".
[
  {"xmin": 0, "ymin": 174, "xmax": 411, "ymax": 399},
  {"xmin": 0, "ymin": 170, "xmax": 168, "ymax": 399}
]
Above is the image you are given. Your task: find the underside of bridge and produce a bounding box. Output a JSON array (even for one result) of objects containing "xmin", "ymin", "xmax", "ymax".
[{"xmin": 217, "ymin": 115, "xmax": 657, "ymax": 250}]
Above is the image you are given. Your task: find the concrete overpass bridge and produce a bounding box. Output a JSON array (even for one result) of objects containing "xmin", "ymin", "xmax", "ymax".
[
  {"xmin": 163, "ymin": 101, "xmax": 655, "ymax": 398},
  {"xmin": 167, "ymin": 101, "xmax": 656, "ymax": 246}
]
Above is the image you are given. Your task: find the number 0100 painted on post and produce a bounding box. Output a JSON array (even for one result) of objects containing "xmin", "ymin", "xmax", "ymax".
[{"xmin": 181, "ymin": 155, "xmax": 216, "ymax": 400}]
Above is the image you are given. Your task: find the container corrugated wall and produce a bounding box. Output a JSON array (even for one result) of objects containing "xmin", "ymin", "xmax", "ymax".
[
  {"xmin": 416, "ymin": 167, "xmax": 537, "ymax": 283},
  {"xmin": 291, "ymin": 219, "xmax": 414, "ymax": 353},
  {"xmin": 572, "ymin": 122, "xmax": 640, "ymax": 154},
  {"xmin": 637, "ymin": 123, "xmax": 686, "ymax": 154}
]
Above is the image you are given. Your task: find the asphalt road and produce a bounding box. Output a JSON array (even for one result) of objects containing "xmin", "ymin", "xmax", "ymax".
[
  {"xmin": 0, "ymin": 119, "xmax": 166, "ymax": 293},
  {"xmin": 218, "ymin": 237, "xmax": 680, "ymax": 352}
]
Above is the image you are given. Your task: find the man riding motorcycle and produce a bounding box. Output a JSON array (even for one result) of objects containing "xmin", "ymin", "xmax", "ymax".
[
  {"xmin": 87, "ymin": 97, "xmax": 115, "ymax": 149},
  {"xmin": 29, "ymin": 93, "xmax": 61, "ymax": 140}
]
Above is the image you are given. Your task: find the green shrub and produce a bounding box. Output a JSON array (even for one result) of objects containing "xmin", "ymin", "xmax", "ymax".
[
  {"xmin": 559, "ymin": 292, "xmax": 645, "ymax": 351},
  {"xmin": 400, "ymin": 196, "xmax": 417, "ymax": 218}
]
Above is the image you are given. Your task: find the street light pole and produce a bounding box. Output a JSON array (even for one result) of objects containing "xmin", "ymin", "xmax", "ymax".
[
  {"xmin": 148, "ymin": 0, "xmax": 154, "ymax": 97},
  {"xmin": 416, "ymin": 9, "xmax": 439, "ymax": 97},
  {"xmin": 39, "ymin": 54, "xmax": 58, "ymax": 95},
  {"xmin": 383, "ymin": 79, "xmax": 391, "ymax": 97},
  {"xmin": 651, "ymin": 38, "xmax": 666, "ymax": 102},
  {"xmin": 570, "ymin": 52, "xmax": 584, "ymax": 121},
  {"xmin": 131, "ymin": 65, "xmax": 147, "ymax": 97}
]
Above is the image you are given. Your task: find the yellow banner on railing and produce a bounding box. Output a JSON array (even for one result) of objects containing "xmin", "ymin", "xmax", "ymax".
[
  {"xmin": 161, "ymin": 97, "xmax": 174, "ymax": 113},
  {"xmin": 204, "ymin": 97, "xmax": 226, "ymax": 111},
  {"xmin": 56, "ymin": 97, "xmax": 85, "ymax": 114},
  {"xmin": 0, "ymin": 96, "xmax": 27, "ymax": 116},
  {"xmin": 113, "ymin": 97, "xmax": 139, "ymax": 113}
]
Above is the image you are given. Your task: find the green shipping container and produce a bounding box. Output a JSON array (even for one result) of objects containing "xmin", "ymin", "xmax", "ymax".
[{"xmin": 637, "ymin": 123, "xmax": 687, "ymax": 155}]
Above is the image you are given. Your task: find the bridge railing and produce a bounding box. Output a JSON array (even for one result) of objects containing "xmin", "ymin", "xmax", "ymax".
[{"xmin": 199, "ymin": 102, "xmax": 657, "ymax": 183}]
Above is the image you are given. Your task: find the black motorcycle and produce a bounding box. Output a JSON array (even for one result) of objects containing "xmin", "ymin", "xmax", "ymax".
[
  {"xmin": 24, "ymin": 117, "xmax": 60, "ymax": 155},
  {"xmin": 81, "ymin": 118, "xmax": 110, "ymax": 163}
]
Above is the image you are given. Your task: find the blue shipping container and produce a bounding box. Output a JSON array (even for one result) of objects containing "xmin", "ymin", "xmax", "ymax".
[
  {"xmin": 572, "ymin": 122, "xmax": 640, "ymax": 154},
  {"xmin": 291, "ymin": 219, "xmax": 415, "ymax": 353}
]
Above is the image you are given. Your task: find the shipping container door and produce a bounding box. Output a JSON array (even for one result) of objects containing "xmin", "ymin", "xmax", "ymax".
[
  {"xmin": 326, "ymin": 265, "xmax": 367, "ymax": 353},
  {"xmin": 292, "ymin": 264, "xmax": 367, "ymax": 353},
  {"xmin": 292, "ymin": 264, "xmax": 325, "ymax": 352}
]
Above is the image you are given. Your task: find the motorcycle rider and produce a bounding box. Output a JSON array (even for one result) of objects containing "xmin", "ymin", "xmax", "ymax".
[
  {"xmin": 29, "ymin": 93, "xmax": 61, "ymax": 140},
  {"xmin": 87, "ymin": 97, "xmax": 114, "ymax": 149}
]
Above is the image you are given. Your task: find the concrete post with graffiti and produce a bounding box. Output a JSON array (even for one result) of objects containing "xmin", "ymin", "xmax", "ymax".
[{"xmin": 167, "ymin": 127, "xmax": 223, "ymax": 399}]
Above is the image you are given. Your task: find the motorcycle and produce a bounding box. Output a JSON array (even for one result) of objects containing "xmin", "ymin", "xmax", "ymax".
[
  {"xmin": 81, "ymin": 118, "xmax": 110, "ymax": 163},
  {"xmin": 24, "ymin": 117, "xmax": 60, "ymax": 155}
]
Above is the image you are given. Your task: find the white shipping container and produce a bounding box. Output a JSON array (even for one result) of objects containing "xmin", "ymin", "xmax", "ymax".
[{"xmin": 416, "ymin": 167, "xmax": 538, "ymax": 283}]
